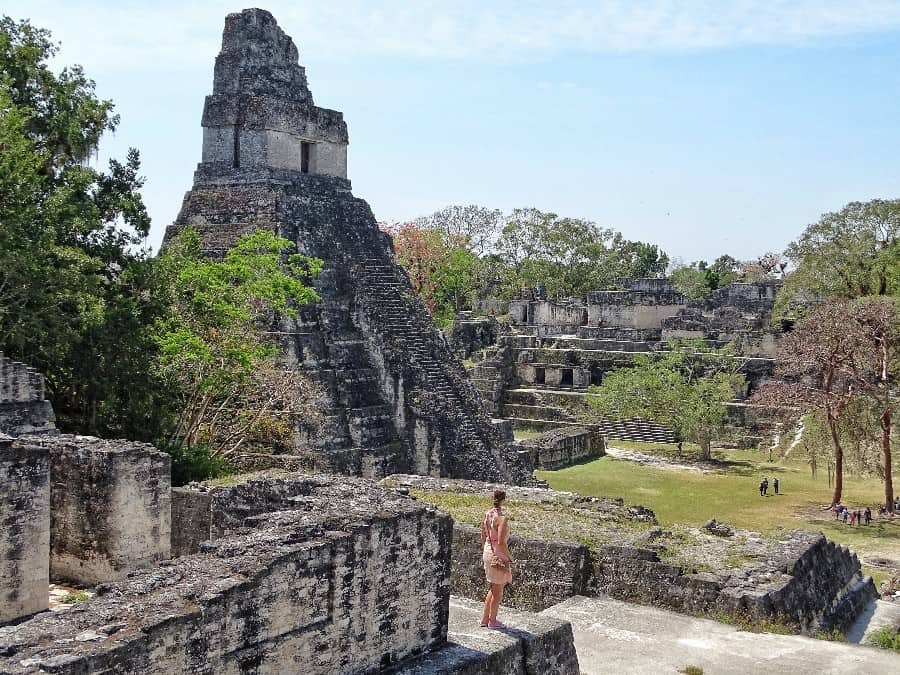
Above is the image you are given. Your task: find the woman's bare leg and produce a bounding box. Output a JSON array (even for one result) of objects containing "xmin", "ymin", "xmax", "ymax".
[
  {"xmin": 482, "ymin": 587, "xmax": 493, "ymax": 624},
  {"xmin": 489, "ymin": 583, "xmax": 504, "ymax": 622}
]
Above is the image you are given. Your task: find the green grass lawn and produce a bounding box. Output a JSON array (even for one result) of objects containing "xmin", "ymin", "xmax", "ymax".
[{"xmin": 537, "ymin": 442, "xmax": 900, "ymax": 585}]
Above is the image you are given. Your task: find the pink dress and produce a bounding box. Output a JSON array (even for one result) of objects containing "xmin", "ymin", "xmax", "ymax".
[{"xmin": 482, "ymin": 508, "xmax": 512, "ymax": 585}]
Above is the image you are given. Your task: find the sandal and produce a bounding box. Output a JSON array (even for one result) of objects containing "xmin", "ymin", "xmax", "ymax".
[
  {"xmin": 480, "ymin": 620, "xmax": 489, "ymax": 627},
  {"xmin": 488, "ymin": 620, "xmax": 506, "ymax": 629}
]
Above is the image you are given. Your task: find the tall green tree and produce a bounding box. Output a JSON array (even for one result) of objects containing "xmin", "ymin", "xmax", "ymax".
[
  {"xmin": 0, "ymin": 16, "xmax": 157, "ymax": 437},
  {"xmin": 588, "ymin": 340, "xmax": 746, "ymax": 460},
  {"xmin": 775, "ymin": 199, "xmax": 900, "ymax": 319},
  {"xmin": 154, "ymin": 228, "xmax": 322, "ymax": 457}
]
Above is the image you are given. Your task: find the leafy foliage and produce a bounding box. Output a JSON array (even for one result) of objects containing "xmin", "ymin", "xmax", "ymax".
[
  {"xmin": 775, "ymin": 199, "xmax": 900, "ymax": 319},
  {"xmin": 153, "ymin": 228, "xmax": 323, "ymax": 457},
  {"xmin": 587, "ymin": 340, "xmax": 746, "ymax": 460},
  {"xmin": 386, "ymin": 205, "xmax": 670, "ymax": 322},
  {"xmin": 0, "ymin": 16, "xmax": 163, "ymax": 438}
]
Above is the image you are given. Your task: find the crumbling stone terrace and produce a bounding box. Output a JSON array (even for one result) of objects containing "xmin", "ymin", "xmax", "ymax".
[
  {"xmin": 464, "ymin": 278, "xmax": 782, "ymax": 447},
  {"xmin": 388, "ymin": 475, "xmax": 878, "ymax": 635},
  {"xmin": 0, "ymin": 475, "xmax": 453, "ymax": 674}
]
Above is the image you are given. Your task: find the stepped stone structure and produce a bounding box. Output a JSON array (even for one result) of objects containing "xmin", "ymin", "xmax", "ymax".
[
  {"xmin": 164, "ymin": 8, "xmax": 530, "ymax": 485},
  {"xmin": 463, "ymin": 278, "xmax": 781, "ymax": 447},
  {"xmin": 0, "ymin": 473, "xmax": 579, "ymax": 674},
  {"xmin": 0, "ymin": 354, "xmax": 56, "ymax": 437},
  {"xmin": 395, "ymin": 475, "xmax": 878, "ymax": 636}
]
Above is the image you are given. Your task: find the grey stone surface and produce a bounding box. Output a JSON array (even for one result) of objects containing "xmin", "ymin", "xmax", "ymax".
[
  {"xmin": 164, "ymin": 9, "xmax": 532, "ymax": 486},
  {"xmin": 393, "ymin": 596, "xmax": 580, "ymax": 675},
  {"xmin": 170, "ymin": 487, "xmax": 212, "ymax": 557},
  {"xmin": 14, "ymin": 434, "xmax": 171, "ymax": 585},
  {"xmin": 516, "ymin": 426, "xmax": 605, "ymax": 470},
  {"xmin": 0, "ymin": 439, "xmax": 50, "ymax": 625},
  {"xmin": 543, "ymin": 595, "xmax": 900, "ymax": 675},
  {"xmin": 0, "ymin": 353, "xmax": 56, "ymax": 437},
  {"xmin": 0, "ymin": 475, "xmax": 453, "ymax": 675},
  {"xmin": 469, "ymin": 277, "xmax": 784, "ymax": 448}
]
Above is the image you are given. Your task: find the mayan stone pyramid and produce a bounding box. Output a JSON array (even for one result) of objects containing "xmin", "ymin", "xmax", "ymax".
[{"xmin": 164, "ymin": 8, "xmax": 531, "ymax": 484}]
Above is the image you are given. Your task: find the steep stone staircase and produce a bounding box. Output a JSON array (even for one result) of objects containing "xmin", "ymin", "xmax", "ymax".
[{"xmin": 353, "ymin": 257, "xmax": 531, "ymax": 483}]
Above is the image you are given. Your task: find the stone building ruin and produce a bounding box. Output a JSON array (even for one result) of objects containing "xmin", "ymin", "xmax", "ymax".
[
  {"xmin": 464, "ymin": 277, "xmax": 782, "ymax": 447},
  {"xmin": 164, "ymin": 8, "xmax": 530, "ymax": 486}
]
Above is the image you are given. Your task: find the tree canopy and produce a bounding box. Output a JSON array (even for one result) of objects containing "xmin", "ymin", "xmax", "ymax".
[
  {"xmin": 774, "ymin": 199, "xmax": 900, "ymax": 319},
  {"xmin": 588, "ymin": 340, "xmax": 746, "ymax": 460},
  {"xmin": 0, "ymin": 16, "xmax": 155, "ymax": 437}
]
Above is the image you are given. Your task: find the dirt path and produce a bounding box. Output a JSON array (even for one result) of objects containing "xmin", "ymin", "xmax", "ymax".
[{"xmin": 605, "ymin": 445, "xmax": 714, "ymax": 473}]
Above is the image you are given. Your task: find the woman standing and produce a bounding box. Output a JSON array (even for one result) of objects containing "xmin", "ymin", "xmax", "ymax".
[{"xmin": 481, "ymin": 489, "xmax": 513, "ymax": 628}]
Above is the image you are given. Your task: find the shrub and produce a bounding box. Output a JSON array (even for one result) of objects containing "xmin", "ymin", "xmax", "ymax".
[
  {"xmin": 60, "ymin": 591, "xmax": 90, "ymax": 604},
  {"xmin": 865, "ymin": 625, "xmax": 900, "ymax": 651},
  {"xmin": 165, "ymin": 444, "xmax": 232, "ymax": 486}
]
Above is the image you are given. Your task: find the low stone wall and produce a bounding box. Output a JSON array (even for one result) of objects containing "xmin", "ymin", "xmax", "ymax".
[
  {"xmin": 448, "ymin": 524, "xmax": 876, "ymax": 634},
  {"xmin": 451, "ymin": 524, "xmax": 591, "ymax": 612},
  {"xmin": 170, "ymin": 487, "xmax": 212, "ymax": 557},
  {"xmin": 0, "ymin": 476, "xmax": 453, "ymax": 675},
  {"xmin": 0, "ymin": 438, "xmax": 50, "ymax": 625},
  {"xmin": 517, "ymin": 426, "xmax": 605, "ymax": 470},
  {"xmin": 15, "ymin": 435, "xmax": 171, "ymax": 585}
]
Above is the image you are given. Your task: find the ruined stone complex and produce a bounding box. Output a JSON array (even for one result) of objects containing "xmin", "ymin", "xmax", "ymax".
[
  {"xmin": 0, "ymin": 8, "xmax": 893, "ymax": 675},
  {"xmin": 163, "ymin": 8, "xmax": 529, "ymax": 486},
  {"xmin": 463, "ymin": 278, "xmax": 781, "ymax": 446}
]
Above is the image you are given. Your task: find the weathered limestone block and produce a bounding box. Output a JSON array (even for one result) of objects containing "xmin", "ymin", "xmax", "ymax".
[
  {"xmin": 170, "ymin": 487, "xmax": 212, "ymax": 557},
  {"xmin": 0, "ymin": 353, "xmax": 56, "ymax": 436},
  {"xmin": 0, "ymin": 477, "xmax": 453, "ymax": 675},
  {"xmin": 517, "ymin": 426, "xmax": 605, "ymax": 470},
  {"xmin": 395, "ymin": 596, "xmax": 580, "ymax": 675},
  {"xmin": 0, "ymin": 437, "xmax": 50, "ymax": 625},
  {"xmin": 16, "ymin": 435, "xmax": 171, "ymax": 585}
]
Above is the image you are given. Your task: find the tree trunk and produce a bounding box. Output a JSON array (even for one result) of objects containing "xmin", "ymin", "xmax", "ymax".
[
  {"xmin": 881, "ymin": 360, "xmax": 894, "ymax": 513},
  {"xmin": 827, "ymin": 410, "xmax": 844, "ymax": 506},
  {"xmin": 698, "ymin": 438, "xmax": 712, "ymax": 462}
]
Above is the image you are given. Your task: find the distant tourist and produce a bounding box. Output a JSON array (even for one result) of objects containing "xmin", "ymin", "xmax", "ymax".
[
  {"xmin": 843, "ymin": 508, "xmax": 849, "ymax": 524},
  {"xmin": 865, "ymin": 507, "xmax": 872, "ymax": 525},
  {"xmin": 834, "ymin": 504, "xmax": 842, "ymax": 520},
  {"xmin": 856, "ymin": 509, "xmax": 863, "ymax": 526},
  {"xmin": 773, "ymin": 477, "xmax": 779, "ymax": 495},
  {"xmin": 762, "ymin": 477, "xmax": 769, "ymax": 496},
  {"xmin": 481, "ymin": 489, "xmax": 513, "ymax": 628},
  {"xmin": 849, "ymin": 510, "xmax": 857, "ymax": 526},
  {"xmin": 759, "ymin": 479, "xmax": 766, "ymax": 497}
]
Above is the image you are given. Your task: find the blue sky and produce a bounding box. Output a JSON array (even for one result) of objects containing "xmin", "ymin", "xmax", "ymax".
[{"xmin": 7, "ymin": 1, "xmax": 900, "ymax": 261}]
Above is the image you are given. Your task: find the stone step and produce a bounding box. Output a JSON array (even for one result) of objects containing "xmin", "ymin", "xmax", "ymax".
[
  {"xmin": 500, "ymin": 403, "xmax": 575, "ymax": 422},
  {"xmin": 393, "ymin": 596, "xmax": 579, "ymax": 674}
]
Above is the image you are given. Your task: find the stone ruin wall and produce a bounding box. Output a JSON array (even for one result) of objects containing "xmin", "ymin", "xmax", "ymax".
[
  {"xmin": 0, "ymin": 354, "xmax": 56, "ymax": 437},
  {"xmin": 38, "ymin": 435, "xmax": 171, "ymax": 585},
  {"xmin": 0, "ymin": 434, "xmax": 172, "ymax": 626},
  {"xmin": 393, "ymin": 476, "xmax": 877, "ymax": 636},
  {"xmin": 164, "ymin": 8, "xmax": 531, "ymax": 486},
  {"xmin": 516, "ymin": 426, "xmax": 606, "ymax": 470},
  {"xmin": 0, "ymin": 476, "xmax": 456, "ymax": 675},
  {"xmin": 461, "ymin": 276, "xmax": 783, "ymax": 448},
  {"xmin": 0, "ymin": 438, "xmax": 50, "ymax": 625}
]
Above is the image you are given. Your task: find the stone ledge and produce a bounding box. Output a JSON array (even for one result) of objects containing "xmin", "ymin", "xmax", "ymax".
[{"xmin": 392, "ymin": 596, "xmax": 579, "ymax": 675}]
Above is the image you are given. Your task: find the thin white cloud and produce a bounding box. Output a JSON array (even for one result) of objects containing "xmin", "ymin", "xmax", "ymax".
[{"xmin": 8, "ymin": 0, "xmax": 900, "ymax": 73}]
